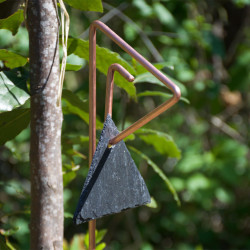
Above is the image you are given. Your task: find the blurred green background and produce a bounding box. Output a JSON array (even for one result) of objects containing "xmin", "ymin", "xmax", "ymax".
[{"xmin": 0, "ymin": 0, "xmax": 250, "ymax": 249}]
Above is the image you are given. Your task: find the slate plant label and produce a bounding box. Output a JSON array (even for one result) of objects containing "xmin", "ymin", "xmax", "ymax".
[{"xmin": 74, "ymin": 114, "xmax": 151, "ymax": 225}]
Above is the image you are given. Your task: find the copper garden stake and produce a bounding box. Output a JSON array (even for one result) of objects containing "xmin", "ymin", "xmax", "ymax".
[{"xmin": 88, "ymin": 20, "xmax": 181, "ymax": 249}]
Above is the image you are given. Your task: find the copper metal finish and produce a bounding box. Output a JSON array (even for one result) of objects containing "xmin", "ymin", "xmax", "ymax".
[
  {"xmin": 88, "ymin": 20, "xmax": 181, "ymax": 249},
  {"xmin": 105, "ymin": 63, "xmax": 134, "ymax": 118},
  {"xmin": 90, "ymin": 20, "xmax": 181, "ymax": 147}
]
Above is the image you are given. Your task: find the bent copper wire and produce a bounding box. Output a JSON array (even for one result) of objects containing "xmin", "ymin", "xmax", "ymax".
[
  {"xmin": 90, "ymin": 20, "xmax": 181, "ymax": 148},
  {"xmin": 88, "ymin": 20, "xmax": 181, "ymax": 249},
  {"xmin": 105, "ymin": 63, "xmax": 134, "ymax": 118},
  {"xmin": 88, "ymin": 63, "xmax": 134, "ymax": 248}
]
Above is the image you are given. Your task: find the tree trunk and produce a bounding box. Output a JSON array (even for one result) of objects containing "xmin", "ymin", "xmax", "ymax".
[{"xmin": 27, "ymin": 0, "xmax": 64, "ymax": 249}]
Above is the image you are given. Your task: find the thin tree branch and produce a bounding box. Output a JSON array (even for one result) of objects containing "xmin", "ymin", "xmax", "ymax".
[{"xmin": 27, "ymin": 0, "xmax": 64, "ymax": 248}]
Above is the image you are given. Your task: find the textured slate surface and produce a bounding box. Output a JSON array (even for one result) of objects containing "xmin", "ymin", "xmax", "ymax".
[{"xmin": 74, "ymin": 114, "xmax": 151, "ymax": 225}]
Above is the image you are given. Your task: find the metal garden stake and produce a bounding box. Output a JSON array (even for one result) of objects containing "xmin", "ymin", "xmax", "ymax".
[{"xmin": 74, "ymin": 20, "xmax": 181, "ymax": 250}]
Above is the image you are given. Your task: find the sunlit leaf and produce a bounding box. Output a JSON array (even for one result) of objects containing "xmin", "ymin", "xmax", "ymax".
[
  {"xmin": 134, "ymin": 61, "xmax": 174, "ymax": 74},
  {"xmin": 123, "ymin": 133, "xmax": 135, "ymax": 142},
  {"xmin": 65, "ymin": 53, "xmax": 85, "ymax": 71},
  {"xmin": 0, "ymin": 9, "xmax": 24, "ymax": 35},
  {"xmin": 96, "ymin": 243, "xmax": 106, "ymax": 250},
  {"xmin": 62, "ymin": 89, "xmax": 103, "ymax": 129},
  {"xmin": 64, "ymin": 212, "xmax": 73, "ymax": 219},
  {"xmin": 4, "ymin": 68, "xmax": 29, "ymax": 94},
  {"xmin": 65, "ymin": 64, "xmax": 83, "ymax": 71},
  {"xmin": 186, "ymin": 174, "xmax": 211, "ymax": 191},
  {"xmin": 137, "ymin": 90, "xmax": 190, "ymax": 104},
  {"xmin": 0, "ymin": 72, "xmax": 30, "ymax": 111},
  {"xmin": 63, "ymin": 170, "xmax": 76, "ymax": 187},
  {"xmin": 84, "ymin": 231, "xmax": 89, "ymax": 248},
  {"xmin": 135, "ymin": 128, "xmax": 181, "ymax": 159},
  {"xmin": 129, "ymin": 146, "xmax": 180, "ymax": 206},
  {"xmin": 132, "ymin": 0, "xmax": 153, "ymax": 17},
  {"xmin": 96, "ymin": 229, "xmax": 107, "ymax": 244},
  {"xmin": 67, "ymin": 38, "xmax": 136, "ymax": 97},
  {"xmin": 63, "ymin": 0, "xmax": 103, "ymax": 12},
  {"xmin": 0, "ymin": 49, "xmax": 28, "ymax": 69},
  {"xmin": 153, "ymin": 3, "xmax": 176, "ymax": 27},
  {"xmin": 0, "ymin": 107, "xmax": 30, "ymax": 145},
  {"xmin": 134, "ymin": 71, "xmax": 187, "ymax": 96},
  {"xmin": 146, "ymin": 197, "xmax": 158, "ymax": 208},
  {"xmin": 69, "ymin": 234, "xmax": 86, "ymax": 250}
]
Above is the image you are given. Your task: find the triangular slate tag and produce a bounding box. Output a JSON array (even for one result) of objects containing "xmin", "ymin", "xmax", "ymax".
[{"xmin": 74, "ymin": 114, "xmax": 151, "ymax": 225}]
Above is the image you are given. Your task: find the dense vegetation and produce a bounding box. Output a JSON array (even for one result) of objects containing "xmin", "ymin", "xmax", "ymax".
[{"xmin": 0, "ymin": 0, "xmax": 249, "ymax": 249}]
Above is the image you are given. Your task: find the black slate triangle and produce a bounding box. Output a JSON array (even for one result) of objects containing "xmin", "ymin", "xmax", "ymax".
[{"xmin": 74, "ymin": 114, "xmax": 151, "ymax": 225}]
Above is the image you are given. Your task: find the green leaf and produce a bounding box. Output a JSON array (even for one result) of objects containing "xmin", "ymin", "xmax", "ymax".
[
  {"xmin": 63, "ymin": 0, "xmax": 103, "ymax": 12},
  {"xmin": 65, "ymin": 63, "xmax": 83, "ymax": 71},
  {"xmin": 63, "ymin": 162, "xmax": 79, "ymax": 187},
  {"xmin": 96, "ymin": 243, "xmax": 106, "ymax": 250},
  {"xmin": 129, "ymin": 146, "xmax": 180, "ymax": 206},
  {"xmin": 146, "ymin": 197, "xmax": 158, "ymax": 208},
  {"xmin": 4, "ymin": 68, "xmax": 29, "ymax": 94},
  {"xmin": 132, "ymin": 0, "xmax": 153, "ymax": 17},
  {"xmin": 0, "ymin": 235, "xmax": 10, "ymax": 250},
  {"xmin": 153, "ymin": 3, "xmax": 176, "ymax": 27},
  {"xmin": 62, "ymin": 89, "xmax": 103, "ymax": 129},
  {"xmin": 0, "ymin": 0, "xmax": 7, "ymax": 3},
  {"xmin": 65, "ymin": 53, "xmax": 86, "ymax": 71},
  {"xmin": 0, "ymin": 9, "xmax": 24, "ymax": 35},
  {"xmin": 63, "ymin": 171, "xmax": 76, "ymax": 187},
  {"xmin": 0, "ymin": 49, "xmax": 28, "ymax": 69},
  {"xmin": 0, "ymin": 72, "xmax": 30, "ymax": 111},
  {"xmin": 134, "ymin": 61, "xmax": 174, "ymax": 74},
  {"xmin": 123, "ymin": 133, "xmax": 135, "ymax": 142},
  {"xmin": 64, "ymin": 212, "xmax": 73, "ymax": 219},
  {"xmin": 187, "ymin": 173, "xmax": 211, "ymax": 192},
  {"xmin": 137, "ymin": 90, "xmax": 190, "ymax": 104},
  {"xmin": 84, "ymin": 231, "xmax": 89, "ymax": 248},
  {"xmin": 67, "ymin": 38, "xmax": 136, "ymax": 97},
  {"xmin": 69, "ymin": 234, "xmax": 86, "ymax": 250},
  {"xmin": 96, "ymin": 229, "xmax": 107, "ymax": 244},
  {"xmin": 135, "ymin": 128, "xmax": 181, "ymax": 159},
  {"xmin": 134, "ymin": 72, "xmax": 187, "ymax": 96},
  {"xmin": 0, "ymin": 227, "xmax": 19, "ymax": 236},
  {"xmin": 0, "ymin": 107, "xmax": 30, "ymax": 145}
]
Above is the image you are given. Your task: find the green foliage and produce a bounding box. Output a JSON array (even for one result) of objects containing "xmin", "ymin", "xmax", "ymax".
[
  {"xmin": 0, "ymin": 107, "xmax": 30, "ymax": 145},
  {"xmin": 129, "ymin": 146, "xmax": 180, "ymax": 206},
  {"xmin": 135, "ymin": 128, "xmax": 181, "ymax": 159},
  {"xmin": 65, "ymin": 64, "xmax": 83, "ymax": 71},
  {"xmin": 134, "ymin": 71, "xmax": 187, "ymax": 96},
  {"xmin": 0, "ymin": 235, "xmax": 10, "ymax": 250},
  {"xmin": 0, "ymin": 72, "xmax": 29, "ymax": 111},
  {"xmin": 63, "ymin": 0, "xmax": 103, "ymax": 12},
  {"xmin": 0, "ymin": 49, "xmax": 28, "ymax": 69},
  {"xmin": 83, "ymin": 230, "xmax": 107, "ymax": 250},
  {"xmin": 137, "ymin": 90, "xmax": 190, "ymax": 103},
  {"xmin": 62, "ymin": 89, "xmax": 103, "ymax": 129},
  {"xmin": 1, "ymin": 0, "xmax": 250, "ymax": 249},
  {"xmin": 67, "ymin": 38, "xmax": 136, "ymax": 97},
  {"xmin": 153, "ymin": 2, "xmax": 176, "ymax": 28},
  {"xmin": 146, "ymin": 197, "xmax": 158, "ymax": 208},
  {"xmin": 0, "ymin": 9, "xmax": 24, "ymax": 35}
]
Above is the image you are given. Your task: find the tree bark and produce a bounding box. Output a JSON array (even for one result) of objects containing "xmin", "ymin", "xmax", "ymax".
[{"xmin": 27, "ymin": 0, "xmax": 63, "ymax": 249}]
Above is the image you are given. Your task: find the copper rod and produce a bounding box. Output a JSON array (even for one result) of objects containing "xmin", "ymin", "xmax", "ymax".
[
  {"xmin": 90, "ymin": 20, "xmax": 181, "ymax": 146},
  {"xmin": 105, "ymin": 63, "xmax": 134, "ymax": 118},
  {"xmin": 88, "ymin": 21, "xmax": 181, "ymax": 249},
  {"xmin": 88, "ymin": 24, "xmax": 96, "ymax": 250}
]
